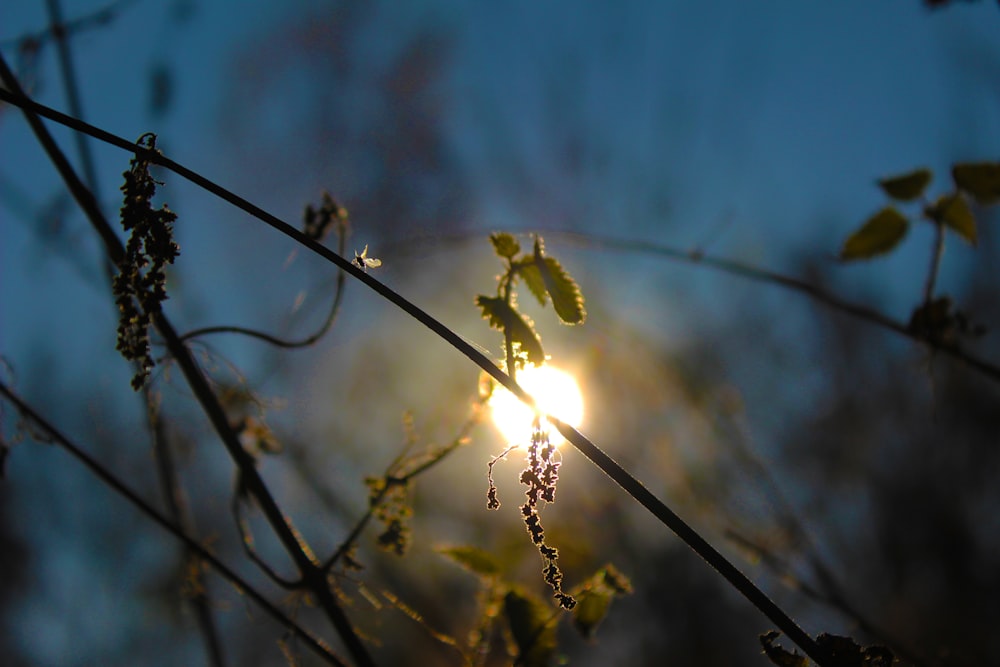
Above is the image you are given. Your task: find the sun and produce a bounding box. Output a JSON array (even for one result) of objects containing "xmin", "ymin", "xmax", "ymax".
[{"xmin": 489, "ymin": 364, "xmax": 584, "ymax": 446}]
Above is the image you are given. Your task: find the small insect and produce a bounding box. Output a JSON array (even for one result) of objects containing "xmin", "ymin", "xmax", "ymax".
[{"xmin": 353, "ymin": 244, "xmax": 382, "ymax": 271}]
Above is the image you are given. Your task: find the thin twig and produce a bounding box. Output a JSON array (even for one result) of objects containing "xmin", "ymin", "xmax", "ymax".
[
  {"xmin": 45, "ymin": 0, "xmax": 100, "ymax": 195},
  {"xmin": 180, "ymin": 223, "xmax": 349, "ymax": 349},
  {"xmin": 6, "ymin": 88, "xmax": 1000, "ymax": 386},
  {"xmin": 322, "ymin": 403, "xmax": 484, "ymax": 573},
  {"xmin": 146, "ymin": 391, "xmax": 228, "ymax": 666},
  {"xmin": 2, "ymin": 78, "xmax": 828, "ymax": 660},
  {"xmin": 388, "ymin": 229, "xmax": 1000, "ymax": 384},
  {"xmin": 923, "ymin": 220, "xmax": 946, "ymax": 307},
  {"xmin": 0, "ymin": 0, "xmax": 135, "ymax": 48},
  {"xmin": 3, "ymin": 79, "xmax": 937, "ymax": 665},
  {"xmin": 0, "ymin": 57, "xmax": 375, "ymax": 667},
  {"xmin": 231, "ymin": 491, "xmax": 302, "ymax": 590},
  {"xmin": 0, "ymin": 382, "xmax": 347, "ymax": 667}
]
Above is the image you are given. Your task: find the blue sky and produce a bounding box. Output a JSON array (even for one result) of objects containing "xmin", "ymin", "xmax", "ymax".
[{"xmin": 2, "ymin": 1, "xmax": 1000, "ymax": 664}]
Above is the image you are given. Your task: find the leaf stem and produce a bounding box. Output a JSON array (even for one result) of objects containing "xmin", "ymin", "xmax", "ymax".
[{"xmin": 923, "ymin": 219, "xmax": 946, "ymax": 308}]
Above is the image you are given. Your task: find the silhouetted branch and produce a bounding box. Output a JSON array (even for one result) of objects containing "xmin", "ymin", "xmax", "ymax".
[
  {"xmin": 1, "ymin": 67, "xmax": 891, "ymax": 666},
  {"xmin": 146, "ymin": 391, "xmax": 227, "ymax": 667},
  {"xmin": 0, "ymin": 381, "xmax": 347, "ymax": 667},
  {"xmin": 0, "ymin": 56, "xmax": 375, "ymax": 667},
  {"xmin": 44, "ymin": 0, "xmax": 101, "ymax": 195}
]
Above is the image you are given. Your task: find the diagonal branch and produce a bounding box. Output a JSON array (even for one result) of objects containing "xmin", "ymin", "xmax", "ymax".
[
  {"xmin": 0, "ymin": 381, "xmax": 347, "ymax": 667},
  {"xmin": 0, "ymin": 55, "xmax": 375, "ymax": 667}
]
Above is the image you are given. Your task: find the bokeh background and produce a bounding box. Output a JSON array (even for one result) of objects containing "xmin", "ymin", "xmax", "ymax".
[{"xmin": 2, "ymin": 1, "xmax": 1000, "ymax": 665}]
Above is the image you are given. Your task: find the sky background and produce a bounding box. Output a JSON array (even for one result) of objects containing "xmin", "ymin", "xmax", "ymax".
[{"xmin": 2, "ymin": 1, "xmax": 1000, "ymax": 665}]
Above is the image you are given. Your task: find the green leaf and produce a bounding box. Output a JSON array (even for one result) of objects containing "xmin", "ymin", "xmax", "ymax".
[
  {"xmin": 952, "ymin": 161, "xmax": 1000, "ymax": 205},
  {"xmin": 490, "ymin": 232, "xmax": 521, "ymax": 259},
  {"xmin": 760, "ymin": 631, "xmax": 809, "ymax": 667},
  {"xmin": 839, "ymin": 207, "xmax": 909, "ymax": 260},
  {"xmin": 927, "ymin": 192, "xmax": 976, "ymax": 245},
  {"xmin": 516, "ymin": 259, "xmax": 549, "ymax": 308},
  {"xmin": 532, "ymin": 239, "xmax": 586, "ymax": 324},
  {"xmin": 877, "ymin": 168, "xmax": 932, "ymax": 201},
  {"xmin": 475, "ymin": 295, "xmax": 545, "ymax": 364},
  {"xmin": 571, "ymin": 588, "xmax": 612, "ymax": 639},
  {"xmin": 504, "ymin": 588, "xmax": 557, "ymax": 667},
  {"xmin": 437, "ymin": 545, "xmax": 501, "ymax": 577},
  {"xmin": 569, "ymin": 565, "xmax": 632, "ymax": 639}
]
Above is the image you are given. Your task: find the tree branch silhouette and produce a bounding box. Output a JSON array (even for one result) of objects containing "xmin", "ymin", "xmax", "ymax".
[
  {"xmin": 0, "ymin": 55, "xmax": 375, "ymax": 667},
  {"xmin": 0, "ymin": 381, "xmax": 348, "ymax": 667},
  {"xmin": 0, "ymin": 83, "xmax": 834, "ymax": 663}
]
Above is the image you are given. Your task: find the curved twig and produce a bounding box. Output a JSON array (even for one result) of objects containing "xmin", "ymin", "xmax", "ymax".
[
  {"xmin": 180, "ymin": 226, "xmax": 349, "ymax": 349},
  {"xmin": 0, "ymin": 57, "xmax": 376, "ymax": 667},
  {"xmin": 322, "ymin": 402, "xmax": 484, "ymax": 574}
]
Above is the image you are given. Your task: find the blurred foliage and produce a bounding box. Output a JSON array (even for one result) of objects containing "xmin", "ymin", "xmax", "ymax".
[{"xmin": 3, "ymin": 2, "xmax": 1000, "ymax": 667}]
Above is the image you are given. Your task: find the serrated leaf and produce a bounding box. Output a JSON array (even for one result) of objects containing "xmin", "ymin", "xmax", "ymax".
[
  {"xmin": 878, "ymin": 167, "xmax": 932, "ymax": 201},
  {"xmin": 952, "ymin": 161, "xmax": 1000, "ymax": 205},
  {"xmin": 571, "ymin": 588, "xmax": 612, "ymax": 639},
  {"xmin": 569, "ymin": 564, "xmax": 632, "ymax": 639},
  {"xmin": 839, "ymin": 207, "xmax": 909, "ymax": 260},
  {"xmin": 516, "ymin": 259, "xmax": 549, "ymax": 308},
  {"xmin": 928, "ymin": 192, "xmax": 976, "ymax": 245},
  {"xmin": 490, "ymin": 232, "xmax": 521, "ymax": 259},
  {"xmin": 475, "ymin": 295, "xmax": 545, "ymax": 364},
  {"xmin": 504, "ymin": 588, "xmax": 557, "ymax": 667},
  {"xmin": 437, "ymin": 545, "xmax": 501, "ymax": 577},
  {"xmin": 533, "ymin": 239, "xmax": 586, "ymax": 324}
]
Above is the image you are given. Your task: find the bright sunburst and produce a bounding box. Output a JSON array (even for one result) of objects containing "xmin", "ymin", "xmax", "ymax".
[{"xmin": 489, "ymin": 364, "xmax": 584, "ymax": 446}]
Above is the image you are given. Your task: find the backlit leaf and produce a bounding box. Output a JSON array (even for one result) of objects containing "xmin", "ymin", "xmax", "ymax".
[
  {"xmin": 533, "ymin": 239, "xmax": 586, "ymax": 324},
  {"xmin": 877, "ymin": 168, "xmax": 932, "ymax": 201},
  {"xmin": 517, "ymin": 260, "xmax": 549, "ymax": 308},
  {"xmin": 437, "ymin": 545, "xmax": 501, "ymax": 577},
  {"xmin": 839, "ymin": 207, "xmax": 909, "ymax": 260},
  {"xmin": 952, "ymin": 161, "xmax": 1000, "ymax": 205},
  {"xmin": 504, "ymin": 588, "xmax": 557, "ymax": 667},
  {"xmin": 571, "ymin": 588, "xmax": 612, "ymax": 639},
  {"xmin": 475, "ymin": 295, "xmax": 545, "ymax": 364},
  {"xmin": 569, "ymin": 565, "xmax": 632, "ymax": 639},
  {"xmin": 490, "ymin": 232, "xmax": 521, "ymax": 259},
  {"xmin": 927, "ymin": 193, "xmax": 976, "ymax": 245}
]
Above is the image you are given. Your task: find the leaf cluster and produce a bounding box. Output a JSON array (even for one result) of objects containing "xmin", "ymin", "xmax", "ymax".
[
  {"xmin": 437, "ymin": 545, "xmax": 632, "ymax": 667},
  {"xmin": 840, "ymin": 163, "xmax": 997, "ymax": 344},
  {"xmin": 364, "ymin": 475, "xmax": 413, "ymax": 556},
  {"xmin": 113, "ymin": 133, "xmax": 180, "ymax": 389},
  {"xmin": 839, "ymin": 162, "xmax": 999, "ymax": 261},
  {"xmin": 476, "ymin": 233, "xmax": 585, "ymax": 370}
]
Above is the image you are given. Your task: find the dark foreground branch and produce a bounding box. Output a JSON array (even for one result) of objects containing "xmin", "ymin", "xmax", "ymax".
[
  {"xmin": 2, "ymin": 79, "xmax": 838, "ymax": 664},
  {"xmin": 0, "ymin": 56, "xmax": 375, "ymax": 667},
  {"xmin": 0, "ymin": 382, "xmax": 347, "ymax": 667}
]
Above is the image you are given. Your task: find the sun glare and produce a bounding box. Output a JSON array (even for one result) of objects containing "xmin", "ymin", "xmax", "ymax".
[{"xmin": 489, "ymin": 364, "xmax": 584, "ymax": 446}]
